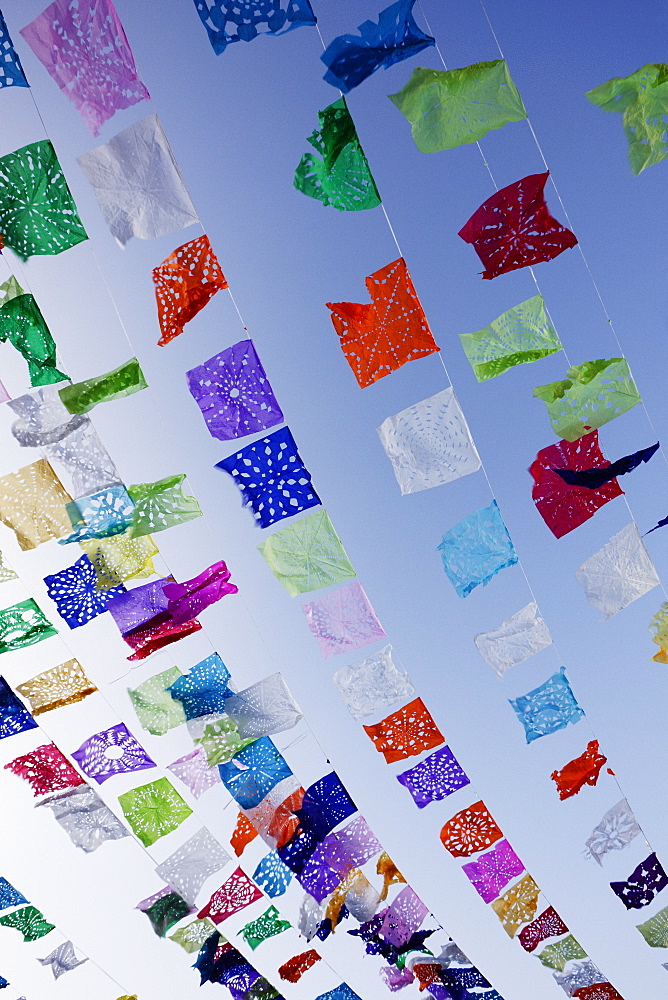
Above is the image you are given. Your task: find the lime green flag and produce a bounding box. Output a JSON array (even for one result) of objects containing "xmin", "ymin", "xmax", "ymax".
[
  {"xmin": 294, "ymin": 98, "xmax": 381, "ymax": 211},
  {"xmin": 59, "ymin": 358, "xmax": 147, "ymax": 414},
  {"xmin": 637, "ymin": 905, "xmax": 668, "ymax": 947},
  {"xmin": 533, "ymin": 358, "xmax": 641, "ymax": 441},
  {"xmin": 239, "ymin": 905, "xmax": 290, "ymax": 950},
  {"xmin": 128, "ymin": 666, "xmax": 186, "ymax": 736},
  {"xmin": 259, "ymin": 508, "xmax": 356, "ymax": 596},
  {"xmin": 118, "ymin": 777, "xmax": 192, "ymax": 847},
  {"xmin": 389, "ymin": 60, "xmax": 526, "ymax": 153},
  {"xmin": 537, "ymin": 935, "xmax": 587, "ymax": 971},
  {"xmin": 587, "ymin": 63, "xmax": 668, "ymax": 174},
  {"xmin": 128, "ymin": 474, "xmax": 202, "ymax": 537},
  {"xmin": 460, "ymin": 295, "xmax": 562, "ymax": 381}
]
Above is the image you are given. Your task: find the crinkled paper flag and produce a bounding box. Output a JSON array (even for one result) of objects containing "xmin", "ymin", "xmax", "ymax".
[
  {"xmin": 224, "ymin": 673, "xmax": 303, "ymax": 739},
  {"xmin": 198, "ymin": 867, "xmax": 263, "ymax": 924},
  {"xmin": 124, "ymin": 614, "xmax": 203, "ymax": 661},
  {"xmin": 380, "ymin": 885, "xmax": 428, "ymax": 946},
  {"xmin": 258, "ymin": 508, "xmax": 355, "ymax": 596},
  {"xmin": 518, "ymin": 905, "xmax": 569, "ymax": 953},
  {"xmin": 378, "ymin": 387, "xmax": 481, "ymax": 494},
  {"xmin": 0, "ymin": 906, "xmax": 55, "ymax": 941},
  {"xmin": 459, "ymin": 294, "xmax": 561, "ymax": 381},
  {"xmin": 244, "ymin": 776, "xmax": 303, "ymax": 851},
  {"xmin": 610, "ymin": 852, "xmax": 668, "ymax": 909},
  {"xmin": 438, "ymin": 500, "xmax": 518, "ymax": 598},
  {"xmin": 0, "ymin": 291, "xmax": 67, "ymax": 386},
  {"xmin": 0, "ymin": 676, "xmax": 37, "ymax": 738},
  {"xmin": 0, "ymin": 458, "xmax": 72, "ymax": 550},
  {"xmin": 0, "ymin": 140, "xmax": 87, "ymax": 258},
  {"xmin": 72, "ymin": 722, "xmax": 156, "ymax": 783},
  {"xmin": 302, "ymin": 581, "xmax": 386, "ymax": 658},
  {"xmin": 362, "ymin": 696, "xmax": 444, "ymax": 763},
  {"xmin": 553, "ymin": 961, "xmax": 607, "ymax": 995},
  {"xmin": 194, "ymin": 716, "xmax": 254, "ymax": 766},
  {"xmin": 80, "ymin": 531, "xmax": 158, "ymax": 591},
  {"xmin": 37, "ymin": 784, "xmax": 129, "ymax": 852},
  {"xmin": 530, "ymin": 431, "xmax": 623, "ymax": 538},
  {"xmin": 279, "ymin": 948, "xmax": 320, "ymax": 982},
  {"xmin": 187, "ymin": 338, "xmax": 282, "ymax": 440},
  {"xmin": 576, "ymin": 522, "xmax": 660, "ymax": 618},
  {"xmin": 295, "ymin": 771, "xmax": 357, "ymax": 844},
  {"xmin": 231, "ymin": 811, "xmax": 259, "ymax": 856},
  {"xmin": 128, "ymin": 665, "xmax": 187, "ymax": 735},
  {"xmin": 538, "ymin": 935, "xmax": 587, "ymax": 971},
  {"xmin": 168, "ymin": 748, "xmax": 220, "ymax": 799},
  {"xmin": 551, "ymin": 740, "xmax": 607, "ymax": 800},
  {"xmin": 0, "ymin": 878, "xmax": 28, "ymax": 911},
  {"xmin": 321, "ymin": 0, "xmax": 434, "ymax": 93},
  {"xmin": 194, "ymin": 0, "xmax": 316, "ymax": 55},
  {"xmin": 462, "ymin": 839, "xmax": 525, "ymax": 903},
  {"xmin": 332, "ymin": 643, "xmax": 414, "ymax": 720},
  {"xmin": 163, "ymin": 559, "xmax": 238, "ymax": 623},
  {"xmin": 586, "ymin": 63, "xmax": 668, "ymax": 175},
  {"xmin": 637, "ymin": 905, "xmax": 668, "ymax": 947},
  {"xmin": 376, "ymin": 852, "xmax": 406, "ymax": 900},
  {"xmin": 21, "ymin": 0, "xmax": 149, "ymax": 135},
  {"xmin": 118, "ymin": 776, "xmax": 193, "ymax": 847},
  {"xmin": 585, "ymin": 799, "xmax": 642, "ymax": 865},
  {"xmin": 572, "ymin": 985, "xmax": 624, "ymax": 1000},
  {"xmin": 316, "ymin": 987, "xmax": 362, "ymax": 1000},
  {"xmin": 38, "ymin": 940, "xmax": 87, "ymax": 979},
  {"xmin": 8, "ymin": 741, "xmax": 84, "ymax": 799},
  {"xmin": 458, "ymin": 172, "xmax": 576, "ymax": 279},
  {"xmin": 216, "ymin": 426, "xmax": 320, "ymax": 528},
  {"xmin": 128, "ymin": 473, "xmax": 202, "ymax": 536},
  {"xmin": 0, "ymin": 598, "xmax": 57, "ymax": 653},
  {"xmin": 168, "ymin": 653, "xmax": 231, "ymax": 718},
  {"xmin": 509, "ymin": 667, "xmax": 584, "ymax": 743},
  {"xmin": 137, "ymin": 888, "xmax": 192, "ymax": 937},
  {"xmin": 60, "ymin": 483, "xmax": 135, "ymax": 544},
  {"xmin": 534, "ymin": 358, "xmax": 641, "ymax": 442},
  {"xmin": 44, "ymin": 554, "xmax": 125, "ymax": 628},
  {"xmin": 7, "ymin": 379, "xmax": 78, "ymax": 445},
  {"xmin": 155, "ymin": 827, "xmax": 230, "ymax": 904},
  {"xmin": 169, "ymin": 917, "xmax": 216, "ymax": 953},
  {"xmin": 59, "ymin": 358, "xmax": 147, "ymax": 414},
  {"xmin": 154, "ymin": 234, "xmax": 227, "ymax": 346},
  {"xmin": 294, "ymin": 98, "xmax": 381, "ymax": 211},
  {"xmin": 554, "ymin": 442, "xmax": 659, "ymax": 490},
  {"xmin": 239, "ymin": 904, "xmax": 290, "ymax": 950},
  {"xmin": 42, "ymin": 420, "xmax": 121, "ymax": 499},
  {"xmin": 253, "ymin": 852, "xmax": 293, "ymax": 898},
  {"xmin": 474, "ymin": 602, "xmax": 552, "ymax": 677},
  {"xmin": 218, "ymin": 737, "xmax": 293, "ymax": 809},
  {"xmin": 490, "ymin": 873, "xmax": 540, "ymax": 937},
  {"xmin": 326, "ymin": 257, "xmax": 439, "ymax": 388},
  {"xmin": 0, "ymin": 12, "xmax": 27, "ymax": 87},
  {"xmin": 396, "ymin": 744, "xmax": 469, "ymax": 807},
  {"xmin": 16, "ymin": 658, "xmax": 96, "ymax": 715},
  {"xmin": 77, "ymin": 114, "xmax": 198, "ymax": 246},
  {"xmin": 389, "ymin": 59, "xmax": 526, "ymax": 152}
]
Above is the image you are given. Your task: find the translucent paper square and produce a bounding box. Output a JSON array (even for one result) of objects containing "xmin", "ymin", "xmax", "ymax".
[
  {"xmin": 462, "ymin": 839, "xmax": 525, "ymax": 902},
  {"xmin": 224, "ymin": 673, "xmax": 303, "ymax": 738},
  {"xmin": 5, "ymin": 743, "xmax": 85, "ymax": 797},
  {"xmin": 197, "ymin": 867, "xmax": 263, "ymax": 924},
  {"xmin": 154, "ymin": 235, "xmax": 227, "ymax": 346},
  {"xmin": 396, "ymin": 745, "xmax": 469, "ymax": 808},
  {"xmin": 168, "ymin": 653, "xmax": 231, "ymax": 719},
  {"xmin": 118, "ymin": 776, "xmax": 192, "ymax": 847},
  {"xmin": 438, "ymin": 500, "xmax": 518, "ymax": 598},
  {"xmin": 474, "ymin": 602, "xmax": 552, "ymax": 676},
  {"xmin": 459, "ymin": 295, "xmax": 561, "ymax": 381},
  {"xmin": 16, "ymin": 658, "xmax": 96, "ymax": 715},
  {"xmin": 218, "ymin": 737, "xmax": 292, "ymax": 809},
  {"xmin": 194, "ymin": 0, "xmax": 316, "ymax": 55},
  {"xmin": 533, "ymin": 358, "xmax": 641, "ymax": 442},
  {"xmin": 168, "ymin": 749, "xmax": 220, "ymax": 799},
  {"xmin": 332, "ymin": 643, "xmax": 415, "ymax": 719},
  {"xmin": 378, "ymin": 387, "xmax": 481, "ymax": 494},
  {"xmin": 37, "ymin": 785, "xmax": 129, "ymax": 852},
  {"xmin": 71, "ymin": 722, "xmax": 156, "ymax": 783},
  {"xmin": 587, "ymin": 63, "xmax": 668, "ymax": 175},
  {"xmin": 302, "ymin": 581, "xmax": 385, "ymax": 657},
  {"xmin": 253, "ymin": 852, "xmax": 293, "ymax": 898},
  {"xmin": 44, "ymin": 554, "xmax": 125, "ymax": 628},
  {"xmin": 0, "ymin": 12, "xmax": 27, "ymax": 88},
  {"xmin": 0, "ymin": 458, "xmax": 72, "ymax": 550},
  {"xmin": 509, "ymin": 667, "xmax": 584, "ymax": 743},
  {"xmin": 128, "ymin": 666, "xmax": 186, "ymax": 736},
  {"xmin": 259, "ymin": 509, "xmax": 355, "ymax": 596},
  {"xmin": 576, "ymin": 523, "xmax": 660, "ymax": 619},
  {"xmin": 362, "ymin": 697, "xmax": 444, "ymax": 763},
  {"xmin": 155, "ymin": 827, "xmax": 231, "ymax": 904}
]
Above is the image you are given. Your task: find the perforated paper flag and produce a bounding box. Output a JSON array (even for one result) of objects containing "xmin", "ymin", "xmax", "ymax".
[
  {"xmin": 128, "ymin": 473, "xmax": 202, "ymax": 536},
  {"xmin": 0, "ymin": 906, "xmax": 55, "ymax": 941},
  {"xmin": 193, "ymin": 0, "xmax": 316, "ymax": 55},
  {"xmin": 332, "ymin": 643, "xmax": 414, "ymax": 719},
  {"xmin": 363, "ymin": 697, "xmax": 444, "ymax": 762},
  {"xmin": 459, "ymin": 295, "xmax": 561, "ymax": 381},
  {"xmin": 0, "ymin": 140, "xmax": 87, "ymax": 258},
  {"xmin": 0, "ymin": 599, "xmax": 57, "ymax": 653},
  {"xmin": 168, "ymin": 749, "xmax": 220, "ymax": 799},
  {"xmin": 509, "ymin": 667, "xmax": 584, "ymax": 743},
  {"xmin": 128, "ymin": 666, "xmax": 187, "ymax": 736},
  {"xmin": 37, "ymin": 784, "xmax": 129, "ymax": 852},
  {"xmin": 38, "ymin": 941, "xmax": 87, "ymax": 979},
  {"xmin": 168, "ymin": 653, "xmax": 231, "ymax": 719},
  {"xmin": 0, "ymin": 879, "xmax": 28, "ymax": 911},
  {"xmin": 44, "ymin": 554, "xmax": 125, "ymax": 628},
  {"xmin": 534, "ymin": 358, "xmax": 642, "ymax": 441},
  {"xmin": 60, "ymin": 483, "xmax": 135, "ymax": 544},
  {"xmin": 80, "ymin": 531, "xmax": 158, "ymax": 591},
  {"xmin": 518, "ymin": 906, "xmax": 569, "ymax": 953},
  {"xmin": 77, "ymin": 114, "xmax": 198, "ymax": 246},
  {"xmin": 253, "ymin": 852, "xmax": 293, "ymax": 898},
  {"xmin": 610, "ymin": 852, "xmax": 668, "ymax": 910},
  {"xmin": 5, "ymin": 743, "xmax": 84, "ymax": 797},
  {"xmin": 0, "ymin": 458, "xmax": 72, "ymax": 550},
  {"xmin": 327, "ymin": 257, "xmax": 438, "ymax": 388},
  {"xmin": 0, "ymin": 12, "xmax": 27, "ymax": 87},
  {"xmin": 0, "ymin": 676, "xmax": 36, "ymax": 739},
  {"xmin": 154, "ymin": 234, "xmax": 227, "ymax": 346},
  {"xmin": 551, "ymin": 740, "xmax": 607, "ymax": 800},
  {"xmin": 294, "ymin": 98, "xmax": 381, "ymax": 211},
  {"xmin": 378, "ymin": 387, "xmax": 481, "ymax": 493},
  {"xmin": 43, "ymin": 420, "xmax": 120, "ymax": 498},
  {"xmin": 389, "ymin": 59, "xmax": 526, "ymax": 152},
  {"xmin": 224, "ymin": 673, "xmax": 303, "ymax": 738},
  {"xmin": 71, "ymin": 722, "xmax": 156, "ymax": 783},
  {"xmin": 490, "ymin": 873, "xmax": 540, "ymax": 937},
  {"xmin": 118, "ymin": 776, "xmax": 192, "ymax": 846},
  {"xmin": 169, "ymin": 918, "xmax": 216, "ymax": 953},
  {"xmin": 239, "ymin": 905, "xmax": 290, "ymax": 950},
  {"xmin": 0, "ymin": 292, "xmax": 67, "ymax": 386},
  {"xmin": 554, "ymin": 442, "xmax": 658, "ymax": 489},
  {"xmin": 396, "ymin": 744, "xmax": 469, "ymax": 807},
  {"xmin": 198, "ymin": 867, "xmax": 263, "ymax": 924},
  {"xmin": 576, "ymin": 523, "xmax": 660, "ymax": 618},
  {"xmin": 155, "ymin": 827, "xmax": 231, "ymax": 904},
  {"xmin": 259, "ymin": 509, "xmax": 355, "ymax": 596},
  {"xmin": 474, "ymin": 602, "xmax": 552, "ymax": 676},
  {"xmin": 587, "ymin": 64, "xmax": 668, "ymax": 174},
  {"xmin": 321, "ymin": 0, "xmax": 434, "ymax": 93},
  {"xmin": 59, "ymin": 359, "xmax": 147, "ymax": 414},
  {"xmin": 137, "ymin": 888, "xmax": 192, "ymax": 937},
  {"xmin": 462, "ymin": 839, "xmax": 525, "ymax": 903},
  {"xmin": 218, "ymin": 738, "xmax": 292, "ymax": 809},
  {"xmin": 585, "ymin": 799, "xmax": 641, "ymax": 865},
  {"xmin": 16, "ymin": 659, "xmax": 96, "ymax": 715},
  {"xmin": 194, "ymin": 716, "xmax": 254, "ymax": 766},
  {"xmin": 303, "ymin": 581, "xmax": 385, "ymax": 657},
  {"xmin": 163, "ymin": 560, "xmax": 238, "ymax": 623},
  {"xmin": 637, "ymin": 905, "xmax": 668, "ymax": 947},
  {"xmin": 458, "ymin": 172, "xmax": 576, "ymax": 279},
  {"xmin": 279, "ymin": 949, "xmax": 320, "ymax": 982},
  {"xmin": 438, "ymin": 500, "xmax": 518, "ymax": 598}
]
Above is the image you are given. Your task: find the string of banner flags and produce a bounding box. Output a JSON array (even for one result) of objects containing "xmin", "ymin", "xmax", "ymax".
[{"xmin": 0, "ymin": 2, "xmax": 665, "ymax": 1000}]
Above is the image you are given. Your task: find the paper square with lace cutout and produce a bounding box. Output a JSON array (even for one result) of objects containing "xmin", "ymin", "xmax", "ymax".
[
  {"xmin": 530, "ymin": 431, "xmax": 623, "ymax": 539},
  {"xmin": 108, "ymin": 577, "xmax": 172, "ymax": 635},
  {"xmin": 375, "ymin": 852, "xmax": 406, "ymax": 901},
  {"xmin": 194, "ymin": 716, "xmax": 254, "ymax": 766},
  {"xmin": 587, "ymin": 64, "xmax": 668, "ymax": 174},
  {"xmin": 0, "ymin": 906, "xmax": 55, "ymax": 941},
  {"xmin": 167, "ymin": 653, "xmax": 231, "ymax": 720},
  {"xmin": 77, "ymin": 114, "xmax": 198, "ymax": 246},
  {"xmin": 198, "ymin": 867, "xmax": 263, "ymax": 924},
  {"xmin": 71, "ymin": 722, "xmax": 156, "ymax": 783},
  {"xmin": 474, "ymin": 602, "xmax": 552, "ymax": 677},
  {"xmin": 637, "ymin": 905, "xmax": 668, "ymax": 947},
  {"xmin": 118, "ymin": 776, "xmax": 192, "ymax": 846},
  {"xmin": 295, "ymin": 771, "xmax": 357, "ymax": 845},
  {"xmin": 316, "ymin": 987, "xmax": 362, "ymax": 1000},
  {"xmin": 153, "ymin": 234, "xmax": 227, "ymax": 346},
  {"xmin": 127, "ymin": 473, "xmax": 202, "ymax": 537},
  {"xmin": 553, "ymin": 960, "xmax": 607, "ymax": 995},
  {"xmin": 224, "ymin": 673, "xmax": 303, "ymax": 738},
  {"xmin": 397, "ymin": 745, "xmax": 469, "ymax": 808},
  {"xmin": 0, "ymin": 598, "xmax": 57, "ymax": 653},
  {"xmin": 38, "ymin": 784, "xmax": 129, "ymax": 851},
  {"xmin": 279, "ymin": 948, "xmax": 320, "ymax": 983},
  {"xmin": 378, "ymin": 387, "xmax": 481, "ymax": 494},
  {"xmin": 327, "ymin": 257, "xmax": 438, "ymax": 389},
  {"xmin": 239, "ymin": 905, "xmax": 290, "ymax": 950},
  {"xmin": 576, "ymin": 523, "xmax": 659, "ymax": 619},
  {"xmin": 216, "ymin": 426, "xmax": 321, "ymax": 528},
  {"xmin": 80, "ymin": 531, "xmax": 158, "ymax": 591},
  {"xmin": 438, "ymin": 500, "xmax": 518, "ymax": 598},
  {"xmin": 610, "ymin": 852, "xmax": 668, "ymax": 909},
  {"xmin": 125, "ymin": 614, "xmax": 203, "ymax": 661},
  {"xmin": 302, "ymin": 581, "xmax": 385, "ymax": 658},
  {"xmin": 137, "ymin": 888, "xmax": 192, "ymax": 937},
  {"xmin": 0, "ymin": 677, "xmax": 37, "ymax": 739},
  {"xmin": 462, "ymin": 840, "xmax": 525, "ymax": 903},
  {"xmin": 163, "ymin": 560, "xmax": 238, "ymax": 623},
  {"xmin": 294, "ymin": 98, "xmax": 381, "ymax": 212},
  {"xmin": 490, "ymin": 873, "xmax": 540, "ymax": 937},
  {"xmin": 169, "ymin": 917, "xmax": 216, "ymax": 953},
  {"xmin": 60, "ymin": 484, "xmax": 135, "ymax": 544},
  {"xmin": 322, "ymin": 0, "xmax": 433, "ymax": 93},
  {"xmin": 155, "ymin": 828, "xmax": 231, "ymax": 904},
  {"xmin": 231, "ymin": 812, "xmax": 258, "ymax": 856},
  {"xmin": 0, "ymin": 878, "xmax": 28, "ymax": 911},
  {"xmin": 252, "ymin": 852, "xmax": 293, "ymax": 898},
  {"xmin": 458, "ymin": 172, "xmax": 576, "ymax": 279},
  {"xmin": 517, "ymin": 905, "xmax": 569, "ymax": 952},
  {"xmin": 551, "ymin": 740, "xmax": 607, "ymax": 800},
  {"xmin": 38, "ymin": 940, "xmax": 87, "ymax": 979},
  {"xmin": 0, "ymin": 12, "xmax": 27, "ymax": 87},
  {"xmin": 533, "ymin": 358, "xmax": 641, "ymax": 442},
  {"xmin": 0, "ymin": 459, "xmax": 73, "ymax": 550},
  {"xmin": 363, "ymin": 697, "xmax": 444, "ymax": 763},
  {"xmin": 194, "ymin": 0, "xmax": 316, "ymax": 54},
  {"xmin": 44, "ymin": 554, "xmax": 126, "ymax": 628},
  {"xmin": 509, "ymin": 667, "xmax": 584, "ymax": 743},
  {"xmin": 0, "ymin": 292, "xmax": 67, "ymax": 386},
  {"xmin": 538, "ymin": 935, "xmax": 587, "ymax": 971},
  {"xmin": 0, "ymin": 140, "xmax": 87, "ymax": 258},
  {"xmin": 5, "ymin": 742, "xmax": 84, "ymax": 797},
  {"xmin": 332, "ymin": 643, "xmax": 415, "ymax": 720},
  {"xmin": 259, "ymin": 509, "xmax": 355, "ymax": 596},
  {"xmin": 390, "ymin": 59, "xmax": 525, "ymax": 152},
  {"xmin": 168, "ymin": 748, "xmax": 220, "ymax": 799},
  {"xmin": 43, "ymin": 420, "xmax": 120, "ymax": 498},
  {"xmin": 572, "ymin": 986, "xmax": 624, "ymax": 1000},
  {"xmin": 585, "ymin": 799, "xmax": 641, "ymax": 865},
  {"xmin": 459, "ymin": 295, "xmax": 561, "ymax": 382},
  {"xmin": 59, "ymin": 358, "xmax": 147, "ymax": 414},
  {"xmin": 21, "ymin": 0, "xmax": 149, "ymax": 136},
  {"xmin": 16, "ymin": 659, "xmax": 96, "ymax": 716},
  {"xmin": 187, "ymin": 338, "xmax": 283, "ymax": 440},
  {"xmin": 381, "ymin": 885, "xmax": 428, "ymax": 946},
  {"xmin": 244, "ymin": 777, "xmax": 303, "ymax": 851}
]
